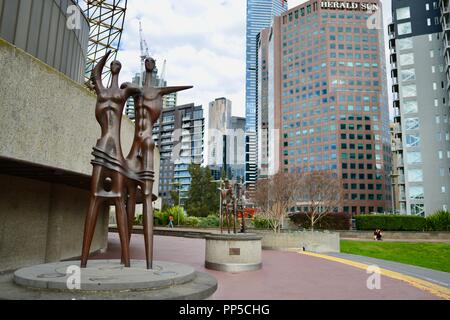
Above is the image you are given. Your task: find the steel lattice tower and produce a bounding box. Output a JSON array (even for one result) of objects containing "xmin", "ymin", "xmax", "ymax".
[{"xmin": 76, "ymin": 0, "xmax": 128, "ymax": 85}]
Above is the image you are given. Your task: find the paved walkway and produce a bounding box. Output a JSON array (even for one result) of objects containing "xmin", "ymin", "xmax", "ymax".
[
  {"xmin": 326, "ymin": 252, "xmax": 450, "ymax": 288},
  {"xmin": 91, "ymin": 233, "xmax": 442, "ymax": 300}
]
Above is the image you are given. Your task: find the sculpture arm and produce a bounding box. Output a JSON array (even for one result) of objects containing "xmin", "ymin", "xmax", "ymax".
[
  {"xmin": 120, "ymin": 82, "xmax": 142, "ymax": 97},
  {"xmin": 158, "ymin": 86, "xmax": 193, "ymax": 97},
  {"xmin": 91, "ymin": 50, "xmax": 111, "ymax": 94}
]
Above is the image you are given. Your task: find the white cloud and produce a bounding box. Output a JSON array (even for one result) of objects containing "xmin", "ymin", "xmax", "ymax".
[
  {"xmin": 116, "ymin": 0, "xmax": 393, "ymax": 120},
  {"xmin": 116, "ymin": 0, "xmax": 246, "ymax": 117}
]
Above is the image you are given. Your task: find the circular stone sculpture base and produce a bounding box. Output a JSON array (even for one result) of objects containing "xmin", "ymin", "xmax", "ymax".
[
  {"xmin": 205, "ymin": 233, "xmax": 262, "ymax": 272},
  {"xmin": 0, "ymin": 260, "xmax": 217, "ymax": 300}
]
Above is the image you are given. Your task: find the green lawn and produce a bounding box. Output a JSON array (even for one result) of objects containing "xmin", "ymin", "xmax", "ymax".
[{"xmin": 340, "ymin": 240, "xmax": 450, "ymax": 273}]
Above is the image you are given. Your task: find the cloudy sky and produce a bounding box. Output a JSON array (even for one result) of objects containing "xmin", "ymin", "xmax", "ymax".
[{"xmin": 117, "ymin": 0, "xmax": 392, "ymax": 118}]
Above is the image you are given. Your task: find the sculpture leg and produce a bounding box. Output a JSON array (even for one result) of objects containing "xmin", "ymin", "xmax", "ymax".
[
  {"xmin": 126, "ymin": 185, "xmax": 137, "ymax": 243},
  {"xmin": 220, "ymin": 205, "xmax": 223, "ymax": 234},
  {"xmin": 142, "ymin": 187, "xmax": 154, "ymax": 270},
  {"xmin": 81, "ymin": 196, "xmax": 103, "ymax": 268},
  {"xmin": 114, "ymin": 197, "xmax": 130, "ymax": 267},
  {"xmin": 226, "ymin": 205, "xmax": 231, "ymax": 234},
  {"xmin": 233, "ymin": 203, "xmax": 237, "ymax": 234}
]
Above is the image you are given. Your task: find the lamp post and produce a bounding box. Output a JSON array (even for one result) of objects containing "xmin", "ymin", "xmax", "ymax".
[{"xmin": 177, "ymin": 183, "xmax": 181, "ymax": 226}]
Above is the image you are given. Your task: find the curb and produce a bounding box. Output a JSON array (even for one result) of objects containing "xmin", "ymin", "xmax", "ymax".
[{"xmin": 298, "ymin": 251, "xmax": 450, "ymax": 300}]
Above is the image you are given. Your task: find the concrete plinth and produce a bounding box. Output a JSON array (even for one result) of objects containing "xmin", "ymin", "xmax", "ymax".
[
  {"xmin": 205, "ymin": 233, "xmax": 262, "ymax": 272},
  {"xmin": 0, "ymin": 260, "xmax": 217, "ymax": 300}
]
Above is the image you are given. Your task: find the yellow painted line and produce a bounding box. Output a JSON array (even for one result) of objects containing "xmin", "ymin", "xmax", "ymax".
[{"xmin": 297, "ymin": 251, "xmax": 450, "ymax": 300}]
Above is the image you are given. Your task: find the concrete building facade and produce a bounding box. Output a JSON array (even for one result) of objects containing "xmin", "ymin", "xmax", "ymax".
[
  {"xmin": 258, "ymin": 0, "xmax": 392, "ymax": 215},
  {"xmin": 0, "ymin": 0, "xmax": 89, "ymax": 83},
  {"xmin": 389, "ymin": 0, "xmax": 450, "ymax": 215}
]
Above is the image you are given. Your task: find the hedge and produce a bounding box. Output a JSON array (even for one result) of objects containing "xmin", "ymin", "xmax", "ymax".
[
  {"xmin": 289, "ymin": 212, "xmax": 351, "ymax": 230},
  {"xmin": 355, "ymin": 214, "xmax": 426, "ymax": 231},
  {"xmin": 426, "ymin": 211, "xmax": 450, "ymax": 231}
]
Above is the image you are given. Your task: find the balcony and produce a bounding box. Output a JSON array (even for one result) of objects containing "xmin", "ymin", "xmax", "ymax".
[
  {"xmin": 182, "ymin": 116, "xmax": 191, "ymax": 121},
  {"xmin": 441, "ymin": 0, "xmax": 450, "ymax": 17},
  {"xmin": 392, "ymin": 83, "xmax": 399, "ymax": 94},
  {"xmin": 388, "ymin": 38, "xmax": 396, "ymax": 51},
  {"xmin": 395, "ymin": 139, "xmax": 403, "ymax": 150},
  {"xmin": 388, "ymin": 23, "xmax": 395, "ymax": 39}
]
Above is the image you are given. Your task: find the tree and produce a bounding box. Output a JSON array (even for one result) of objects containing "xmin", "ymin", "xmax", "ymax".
[
  {"xmin": 170, "ymin": 182, "xmax": 180, "ymax": 205},
  {"xmin": 296, "ymin": 171, "xmax": 342, "ymax": 231},
  {"xmin": 252, "ymin": 172, "xmax": 299, "ymax": 233},
  {"xmin": 185, "ymin": 164, "xmax": 220, "ymax": 217}
]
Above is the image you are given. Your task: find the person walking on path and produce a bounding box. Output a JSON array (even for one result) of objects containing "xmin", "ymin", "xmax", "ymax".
[{"xmin": 168, "ymin": 215, "xmax": 174, "ymax": 228}]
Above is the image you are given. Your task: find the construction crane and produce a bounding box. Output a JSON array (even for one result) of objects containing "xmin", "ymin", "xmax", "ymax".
[
  {"xmin": 159, "ymin": 59, "xmax": 167, "ymax": 87},
  {"xmin": 139, "ymin": 20, "xmax": 150, "ymax": 86}
]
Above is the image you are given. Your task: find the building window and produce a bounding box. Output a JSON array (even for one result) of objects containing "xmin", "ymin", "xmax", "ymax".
[
  {"xmin": 408, "ymin": 169, "xmax": 423, "ymax": 182},
  {"xmin": 398, "ymin": 22, "xmax": 412, "ymax": 35},
  {"xmin": 409, "ymin": 186, "xmax": 424, "ymax": 199},
  {"xmin": 403, "ymin": 100, "xmax": 418, "ymax": 113},
  {"xmin": 405, "ymin": 134, "xmax": 420, "ymax": 147},
  {"xmin": 406, "ymin": 151, "xmax": 422, "ymax": 164},
  {"xmin": 397, "ymin": 38, "xmax": 413, "ymax": 51},
  {"xmin": 401, "ymin": 85, "xmax": 417, "ymax": 98},
  {"xmin": 399, "ymin": 53, "xmax": 414, "ymax": 66},
  {"xmin": 400, "ymin": 68, "xmax": 416, "ymax": 82},
  {"xmin": 396, "ymin": 7, "xmax": 410, "ymax": 20},
  {"xmin": 405, "ymin": 118, "xmax": 419, "ymax": 130}
]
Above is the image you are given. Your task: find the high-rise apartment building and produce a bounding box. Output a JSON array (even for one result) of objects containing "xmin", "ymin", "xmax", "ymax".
[
  {"xmin": 258, "ymin": 0, "xmax": 392, "ymax": 215},
  {"xmin": 389, "ymin": 0, "xmax": 450, "ymax": 215},
  {"xmin": 245, "ymin": 0, "xmax": 288, "ymax": 189},
  {"xmin": 152, "ymin": 103, "xmax": 204, "ymax": 205}
]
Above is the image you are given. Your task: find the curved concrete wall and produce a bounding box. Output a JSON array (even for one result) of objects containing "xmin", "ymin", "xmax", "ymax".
[{"xmin": 0, "ymin": 0, "xmax": 89, "ymax": 83}]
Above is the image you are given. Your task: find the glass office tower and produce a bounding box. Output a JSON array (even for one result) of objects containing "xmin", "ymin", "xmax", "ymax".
[
  {"xmin": 245, "ymin": 0, "xmax": 288, "ymax": 188},
  {"xmin": 259, "ymin": 0, "xmax": 392, "ymax": 215}
]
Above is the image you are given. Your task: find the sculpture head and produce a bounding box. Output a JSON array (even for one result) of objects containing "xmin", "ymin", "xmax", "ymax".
[
  {"xmin": 110, "ymin": 60, "xmax": 122, "ymax": 75},
  {"xmin": 145, "ymin": 58, "xmax": 156, "ymax": 72}
]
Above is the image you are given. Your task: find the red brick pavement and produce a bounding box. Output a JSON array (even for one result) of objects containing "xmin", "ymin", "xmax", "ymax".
[{"xmin": 91, "ymin": 233, "xmax": 439, "ymax": 300}]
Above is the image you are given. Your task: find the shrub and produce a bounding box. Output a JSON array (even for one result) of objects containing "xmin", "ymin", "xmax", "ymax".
[
  {"xmin": 426, "ymin": 211, "xmax": 450, "ymax": 231},
  {"xmin": 198, "ymin": 214, "xmax": 220, "ymax": 228},
  {"xmin": 289, "ymin": 212, "xmax": 351, "ymax": 230},
  {"xmin": 252, "ymin": 215, "xmax": 271, "ymax": 229},
  {"xmin": 355, "ymin": 214, "xmax": 426, "ymax": 231},
  {"xmin": 133, "ymin": 214, "xmax": 143, "ymax": 225},
  {"xmin": 155, "ymin": 206, "xmax": 185, "ymax": 226},
  {"xmin": 185, "ymin": 216, "xmax": 201, "ymax": 227}
]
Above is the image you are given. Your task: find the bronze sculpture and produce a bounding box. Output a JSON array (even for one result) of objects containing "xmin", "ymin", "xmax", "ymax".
[
  {"xmin": 125, "ymin": 58, "xmax": 191, "ymax": 269},
  {"xmin": 81, "ymin": 52, "xmax": 192, "ymax": 269},
  {"xmin": 218, "ymin": 179, "xmax": 239, "ymax": 234},
  {"xmin": 81, "ymin": 51, "xmax": 140, "ymax": 268}
]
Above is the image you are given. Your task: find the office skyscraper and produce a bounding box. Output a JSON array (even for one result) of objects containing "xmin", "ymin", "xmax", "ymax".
[
  {"xmin": 389, "ymin": 0, "xmax": 450, "ymax": 215},
  {"xmin": 245, "ymin": 0, "xmax": 288, "ymax": 189},
  {"xmin": 208, "ymin": 98, "xmax": 246, "ymax": 180},
  {"xmin": 258, "ymin": 0, "xmax": 392, "ymax": 215}
]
